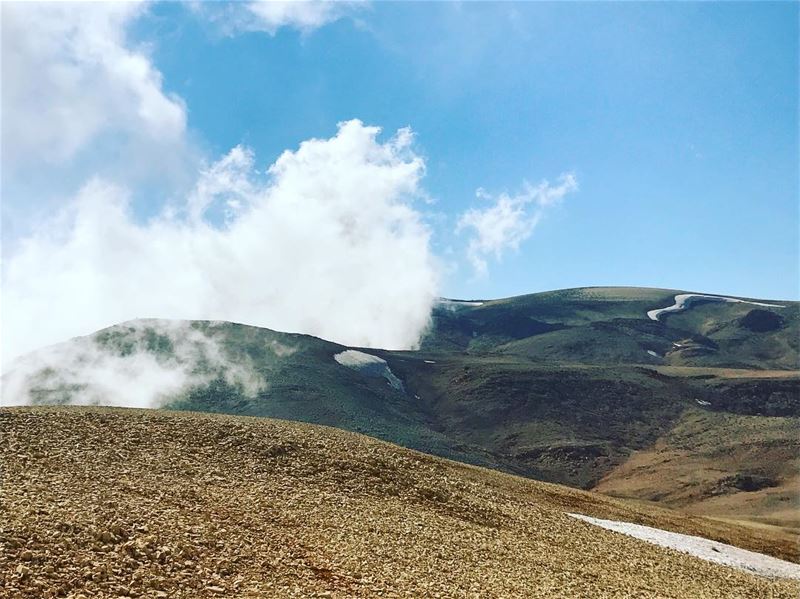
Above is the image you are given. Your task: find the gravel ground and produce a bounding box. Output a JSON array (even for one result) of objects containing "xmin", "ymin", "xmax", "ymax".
[{"xmin": 2, "ymin": 407, "xmax": 798, "ymax": 598}]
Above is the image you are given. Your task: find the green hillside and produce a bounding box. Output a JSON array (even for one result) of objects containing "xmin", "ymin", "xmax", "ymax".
[
  {"xmin": 425, "ymin": 287, "xmax": 799, "ymax": 370},
  {"xmin": 3, "ymin": 287, "xmax": 798, "ymax": 530}
]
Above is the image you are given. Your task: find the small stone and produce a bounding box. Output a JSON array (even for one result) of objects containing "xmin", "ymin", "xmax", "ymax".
[
  {"xmin": 16, "ymin": 564, "xmax": 32, "ymax": 578},
  {"xmin": 99, "ymin": 531, "xmax": 115, "ymax": 543}
]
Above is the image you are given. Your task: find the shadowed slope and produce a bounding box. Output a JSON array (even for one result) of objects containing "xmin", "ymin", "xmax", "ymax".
[{"xmin": 594, "ymin": 410, "xmax": 800, "ymax": 531}]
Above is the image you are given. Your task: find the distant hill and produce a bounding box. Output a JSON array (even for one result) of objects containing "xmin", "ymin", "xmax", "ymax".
[
  {"xmin": 424, "ymin": 287, "xmax": 798, "ymax": 370},
  {"xmin": 2, "ymin": 287, "xmax": 798, "ymax": 533},
  {"xmin": 2, "ymin": 407, "xmax": 798, "ymax": 598}
]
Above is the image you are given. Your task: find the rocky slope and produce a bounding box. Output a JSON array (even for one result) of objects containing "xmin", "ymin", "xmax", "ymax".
[{"xmin": 1, "ymin": 407, "xmax": 798, "ymax": 598}]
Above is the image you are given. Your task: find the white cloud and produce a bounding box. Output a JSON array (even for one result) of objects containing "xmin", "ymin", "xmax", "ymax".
[
  {"xmin": 0, "ymin": 1, "xmax": 362, "ymax": 177},
  {"xmin": 198, "ymin": 0, "xmax": 365, "ymax": 36},
  {"xmin": 0, "ymin": 0, "xmax": 578, "ymax": 391},
  {"xmin": 456, "ymin": 174, "xmax": 578, "ymax": 276},
  {"xmin": 1, "ymin": 1, "xmax": 364, "ymax": 241},
  {"xmin": 1, "ymin": 120, "xmax": 439, "ymax": 369},
  {"xmin": 0, "ymin": 1, "xmax": 186, "ymax": 170},
  {"xmin": 186, "ymin": 145, "xmax": 259, "ymax": 224},
  {"xmin": 1, "ymin": 320, "xmax": 265, "ymax": 408}
]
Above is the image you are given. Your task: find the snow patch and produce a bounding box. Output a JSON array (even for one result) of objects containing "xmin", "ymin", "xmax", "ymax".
[
  {"xmin": 568, "ymin": 513, "xmax": 800, "ymax": 580},
  {"xmin": 334, "ymin": 350, "xmax": 404, "ymax": 391},
  {"xmin": 647, "ymin": 294, "xmax": 785, "ymax": 322},
  {"xmin": 334, "ymin": 350, "xmax": 384, "ymax": 369},
  {"xmin": 436, "ymin": 298, "xmax": 484, "ymax": 311},
  {"xmin": 438, "ymin": 299, "xmax": 484, "ymax": 306}
]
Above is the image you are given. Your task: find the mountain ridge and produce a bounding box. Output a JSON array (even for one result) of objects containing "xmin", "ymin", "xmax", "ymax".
[{"xmin": 2, "ymin": 286, "xmax": 797, "ymax": 536}]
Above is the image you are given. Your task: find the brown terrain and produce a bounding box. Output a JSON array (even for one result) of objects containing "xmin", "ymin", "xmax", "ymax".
[
  {"xmin": 2, "ymin": 407, "xmax": 798, "ymax": 598},
  {"xmin": 595, "ymin": 408, "xmax": 800, "ymax": 533}
]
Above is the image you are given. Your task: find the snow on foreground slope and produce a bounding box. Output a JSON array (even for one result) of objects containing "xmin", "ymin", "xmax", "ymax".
[
  {"xmin": 647, "ymin": 293, "xmax": 785, "ymax": 321},
  {"xmin": 569, "ymin": 514, "xmax": 800, "ymax": 580}
]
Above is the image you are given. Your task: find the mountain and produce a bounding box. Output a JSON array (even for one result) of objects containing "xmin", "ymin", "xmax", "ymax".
[
  {"xmin": 2, "ymin": 407, "xmax": 798, "ymax": 598},
  {"xmin": 425, "ymin": 287, "xmax": 798, "ymax": 370},
  {"xmin": 3, "ymin": 287, "xmax": 798, "ymax": 534}
]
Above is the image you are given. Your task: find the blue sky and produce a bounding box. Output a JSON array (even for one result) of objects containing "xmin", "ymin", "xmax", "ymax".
[
  {"xmin": 142, "ymin": 3, "xmax": 798, "ymax": 298},
  {"xmin": 2, "ymin": 1, "xmax": 798, "ymax": 359},
  {"xmin": 138, "ymin": 1, "xmax": 799, "ymax": 300}
]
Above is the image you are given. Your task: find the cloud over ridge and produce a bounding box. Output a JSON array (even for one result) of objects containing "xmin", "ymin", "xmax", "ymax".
[
  {"xmin": 1, "ymin": 121, "xmax": 439, "ymax": 368},
  {"xmin": 1, "ymin": 320, "xmax": 266, "ymax": 408},
  {"xmin": 0, "ymin": 1, "xmax": 576, "ymax": 379}
]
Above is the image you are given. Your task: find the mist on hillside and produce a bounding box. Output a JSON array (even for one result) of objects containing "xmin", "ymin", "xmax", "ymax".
[{"xmin": 0, "ymin": 320, "xmax": 266, "ymax": 408}]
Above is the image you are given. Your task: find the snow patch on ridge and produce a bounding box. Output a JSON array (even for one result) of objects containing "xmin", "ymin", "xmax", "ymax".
[
  {"xmin": 334, "ymin": 350, "xmax": 404, "ymax": 391},
  {"xmin": 647, "ymin": 294, "xmax": 785, "ymax": 322},
  {"xmin": 568, "ymin": 513, "xmax": 800, "ymax": 580},
  {"xmin": 436, "ymin": 298, "xmax": 484, "ymax": 311}
]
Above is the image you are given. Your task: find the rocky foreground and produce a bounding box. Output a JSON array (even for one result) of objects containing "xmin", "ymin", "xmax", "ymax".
[{"xmin": 1, "ymin": 407, "xmax": 798, "ymax": 598}]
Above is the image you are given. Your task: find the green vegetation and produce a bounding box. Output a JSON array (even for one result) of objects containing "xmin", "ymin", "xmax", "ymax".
[
  {"xmin": 9, "ymin": 286, "xmax": 799, "ymax": 529},
  {"xmin": 424, "ymin": 286, "xmax": 798, "ymax": 370}
]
